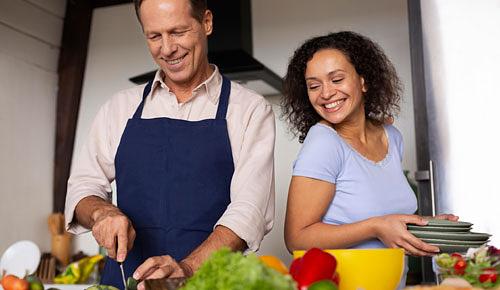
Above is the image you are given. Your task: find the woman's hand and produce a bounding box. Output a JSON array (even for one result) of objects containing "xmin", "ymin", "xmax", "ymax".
[
  {"xmin": 430, "ymin": 213, "xmax": 459, "ymax": 221},
  {"xmin": 373, "ymin": 214, "xmax": 440, "ymax": 256},
  {"xmin": 133, "ymin": 256, "xmax": 193, "ymax": 290}
]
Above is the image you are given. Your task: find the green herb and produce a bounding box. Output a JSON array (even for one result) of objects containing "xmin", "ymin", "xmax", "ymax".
[{"xmin": 181, "ymin": 248, "xmax": 295, "ymax": 290}]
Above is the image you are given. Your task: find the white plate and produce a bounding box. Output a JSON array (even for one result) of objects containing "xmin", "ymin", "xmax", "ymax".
[{"xmin": 0, "ymin": 240, "xmax": 41, "ymax": 277}]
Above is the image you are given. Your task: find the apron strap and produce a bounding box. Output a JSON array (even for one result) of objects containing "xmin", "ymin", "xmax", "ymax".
[
  {"xmin": 133, "ymin": 76, "xmax": 230, "ymax": 120},
  {"xmin": 132, "ymin": 80, "xmax": 154, "ymax": 119},
  {"xmin": 215, "ymin": 76, "xmax": 231, "ymax": 120}
]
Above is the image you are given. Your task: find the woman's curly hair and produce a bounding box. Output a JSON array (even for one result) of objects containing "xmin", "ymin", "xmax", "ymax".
[{"xmin": 282, "ymin": 31, "xmax": 402, "ymax": 143}]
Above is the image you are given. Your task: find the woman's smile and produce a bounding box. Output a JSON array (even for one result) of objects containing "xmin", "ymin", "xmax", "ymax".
[{"xmin": 323, "ymin": 98, "xmax": 347, "ymax": 112}]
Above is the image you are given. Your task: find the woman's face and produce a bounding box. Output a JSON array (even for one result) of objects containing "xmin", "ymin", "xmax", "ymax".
[{"xmin": 305, "ymin": 49, "xmax": 367, "ymax": 125}]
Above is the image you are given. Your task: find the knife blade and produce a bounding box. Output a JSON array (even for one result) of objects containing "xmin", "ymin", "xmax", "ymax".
[
  {"xmin": 119, "ymin": 261, "xmax": 127, "ymax": 289},
  {"xmin": 115, "ymin": 236, "xmax": 128, "ymax": 290}
]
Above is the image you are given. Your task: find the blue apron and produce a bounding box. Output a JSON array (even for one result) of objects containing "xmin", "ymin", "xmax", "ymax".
[{"xmin": 100, "ymin": 76, "xmax": 234, "ymax": 288}]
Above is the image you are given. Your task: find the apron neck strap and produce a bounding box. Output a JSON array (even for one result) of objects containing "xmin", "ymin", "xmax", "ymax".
[
  {"xmin": 215, "ymin": 76, "xmax": 231, "ymax": 120},
  {"xmin": 132, "ymin": 80, "xmax": 153, "ymax": 119},
  {"xmin": 133, "ymin": 75, "xmax": 231, "ymax": 120}
]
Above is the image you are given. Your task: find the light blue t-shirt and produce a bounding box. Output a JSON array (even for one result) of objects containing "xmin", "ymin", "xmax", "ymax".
[{"xmin": 293, "ymin": 123, "xmax": 418, "ymax": 249}]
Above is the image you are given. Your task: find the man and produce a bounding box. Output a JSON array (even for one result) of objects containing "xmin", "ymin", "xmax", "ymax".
[{"xmin": 64, "ymin": 0, "xmax": 275, "ymax": 288}]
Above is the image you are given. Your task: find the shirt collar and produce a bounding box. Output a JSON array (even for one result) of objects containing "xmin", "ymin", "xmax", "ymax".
[{"xmin": 150, "ymin": 65, "xmax": 222, "ymax": 104}]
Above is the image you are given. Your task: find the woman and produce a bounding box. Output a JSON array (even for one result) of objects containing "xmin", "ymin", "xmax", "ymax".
[{"xmin": 282, "ymin": 32, "xmax": 457, "ymax": 259}]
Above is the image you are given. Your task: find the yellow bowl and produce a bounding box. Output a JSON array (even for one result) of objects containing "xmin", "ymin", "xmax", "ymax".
[{"xmin": 293, "ymin": 248, "xmax": 404, "ymax": 290}]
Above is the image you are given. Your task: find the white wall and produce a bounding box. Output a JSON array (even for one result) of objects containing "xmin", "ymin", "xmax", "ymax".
[
  {"xmin": 420, "ymin": 0, "xmax": 500, "ymax": 245},
  {"xmin": 72, "ymin": 1, "xmax": 416, "ymax": 264},
  {"xmin": 0, "ymin": 0, "xmax": 65, "ymax": 255}
]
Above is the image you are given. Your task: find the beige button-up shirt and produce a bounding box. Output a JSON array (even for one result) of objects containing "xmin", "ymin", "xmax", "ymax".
[{"xmin": 65, "ymin": 66, "xmax": 275, "ymax": 252}]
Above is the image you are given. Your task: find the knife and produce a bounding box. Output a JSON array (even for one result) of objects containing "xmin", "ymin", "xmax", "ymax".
[
  {"xmin": 119, "ymin": 261, "xmax": 127, "ymax": 289},
  {"xmin": 115, "ymin": 237, "xmax": 128, "ymax": 289}
]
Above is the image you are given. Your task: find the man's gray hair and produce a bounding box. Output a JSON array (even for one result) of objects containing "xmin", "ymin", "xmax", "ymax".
[{"xmin": 133, "ymin": 0, "xmax": 208, "ymax": 24}]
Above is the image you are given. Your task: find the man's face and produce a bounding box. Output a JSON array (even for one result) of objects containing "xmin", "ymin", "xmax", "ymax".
[{"xmin": 140, "ymin": 0, "xmax": 212, "ymax": 88}]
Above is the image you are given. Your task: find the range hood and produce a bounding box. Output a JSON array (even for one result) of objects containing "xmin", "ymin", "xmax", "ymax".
[{"xmin": 129, "ymin": 0, "xmax": 283, "ymax": 96}]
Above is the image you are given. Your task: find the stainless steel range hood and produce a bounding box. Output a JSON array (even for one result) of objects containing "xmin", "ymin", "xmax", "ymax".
[{"xmin": 129, "ymin": 0, "xmax": 283, "ymax": 96}]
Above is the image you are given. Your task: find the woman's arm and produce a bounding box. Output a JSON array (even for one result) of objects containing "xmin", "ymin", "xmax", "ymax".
[
  {"xmin": 284, "ymin": 176, "xmax": 441, "ymax": 256},
  {"xmin": 284, "ymin": 176, "xmax": 376, "ymax": 251}
]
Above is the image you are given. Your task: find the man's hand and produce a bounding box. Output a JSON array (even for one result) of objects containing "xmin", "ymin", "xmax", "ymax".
[
  {"xmin": 75, "ymin": 196, "xmax": 136, "ymax": 262},
  {"xmin": 133, "ymin": 256, "xmax": 193, "ymax": 290},
  {"xmin": 91, "ymin": 206, "xmax": 136, "ymax": 262},
  {"xmin": 132, "ymin": 226, "xmax": 245, "ymax": 289}
]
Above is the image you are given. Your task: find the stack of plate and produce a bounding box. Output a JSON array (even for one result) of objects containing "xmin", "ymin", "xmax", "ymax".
[{"xmin": 408, "ymin": 219, "xmax": 491, "ymax": 253}]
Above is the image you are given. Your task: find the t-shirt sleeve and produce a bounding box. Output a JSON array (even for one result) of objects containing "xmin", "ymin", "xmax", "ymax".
[
  {"xmin": 292, "ymin": 126, "xmax": 344, "ymax": 184},
  {"xmin": 387, "ymin": 125, "xmax": 404, "ymax": 162}
]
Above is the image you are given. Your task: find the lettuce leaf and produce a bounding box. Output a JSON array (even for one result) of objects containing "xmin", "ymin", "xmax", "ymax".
[{"xmin": 181, "ymin": 248, "xmax": 295, "ymax": 290}]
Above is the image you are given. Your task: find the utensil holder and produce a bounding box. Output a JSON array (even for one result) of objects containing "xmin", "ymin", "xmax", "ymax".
[{"xmin": 51, "ymin": 233, "xmax": 72, "ymax": 266}]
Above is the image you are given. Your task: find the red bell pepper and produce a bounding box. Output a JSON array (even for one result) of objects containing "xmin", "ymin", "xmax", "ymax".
[
  {"xmin": 290, "ymin": 248, "xmax": 338, "ymax": 289},
  {"xmin": 332, "ymin": 271, "xmax": 340, "ymax": 285},
  {"xmin": 290, "ymin": 256, "xmax": 303, "ymax": 279}
]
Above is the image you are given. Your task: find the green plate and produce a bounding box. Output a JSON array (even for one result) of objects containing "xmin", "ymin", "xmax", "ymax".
[
  {"xmin": 421, "ymin": 238, "xmax": 489, "ymax": 246},
  {"xmin": 409, "ymin": 231, "xmax": 491, "ymax": 241},
  {"xmin": 432, "ymin": 243, "xmax": 482, "ymax": 253},
  {"xmin": 407, "ymin": 225, "xmax": 471, "ymax": 232},
  {"xmin": 425, "ymin": 219, "xmax": 473, "ymax": 227}
]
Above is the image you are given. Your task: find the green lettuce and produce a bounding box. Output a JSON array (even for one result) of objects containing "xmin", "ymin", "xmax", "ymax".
[{"xmin": 181, "ymin": 248, "xmax": 296, "ymax": 290}]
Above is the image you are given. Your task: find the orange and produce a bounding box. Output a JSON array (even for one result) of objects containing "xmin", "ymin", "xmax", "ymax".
[
  {"xmin": 1, "ymin": 275, "xmax": 29, "ymax": 290},
  {"xmin": 1, "ymin": 275, "xmax": 20, "ymax": 289},
  {"xmin": 10, "ymin": 278, "xmax": 29, "ymax": 290},
  {"xmin": 259, "ymin": 255, "xmax": 289, "ymax": 275}
]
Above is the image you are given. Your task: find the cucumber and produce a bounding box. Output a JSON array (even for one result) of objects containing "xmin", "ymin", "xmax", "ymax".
[{"xmin": 126, "ymin": 277, "xmax": 138, "ymax": 290}]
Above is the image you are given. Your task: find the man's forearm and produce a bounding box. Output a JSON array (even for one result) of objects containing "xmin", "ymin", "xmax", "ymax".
[
  {"xmin": 74, "ymin": 195, "xmax": 117, "ymax": 229},
  {"xmin": 182, "ymin": 225, "xmax": 246, "ymax": 273}
]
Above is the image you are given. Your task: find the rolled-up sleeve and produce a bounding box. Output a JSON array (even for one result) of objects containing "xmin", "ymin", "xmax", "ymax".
[
  {"xmin": 65, "ymin": 103, "xmax": 116, "ymax": 234},
  {"xmin": 215, "ymin": 98, "xmax": 276, "ymax": 252}
]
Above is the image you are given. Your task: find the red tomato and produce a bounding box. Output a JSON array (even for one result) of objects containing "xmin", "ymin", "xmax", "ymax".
[
  {"xmin": 479, "ymin": 268, "xmax": 498, "ymax": 283},
  {"xmin": 453, "ymin": 259, "xmax": 467, "ymax": 275},
  {"xmin": 451, "ymin": 253, "xmax": 464, "ymax": 260}
]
